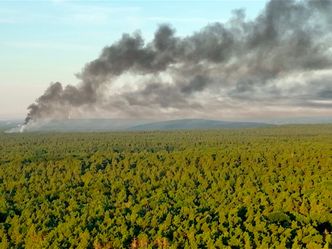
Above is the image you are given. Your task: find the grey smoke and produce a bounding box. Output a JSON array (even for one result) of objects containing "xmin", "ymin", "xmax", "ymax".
[{"xmin": 25, "ymin": 0, "xmax": 332, "ymax": 124}]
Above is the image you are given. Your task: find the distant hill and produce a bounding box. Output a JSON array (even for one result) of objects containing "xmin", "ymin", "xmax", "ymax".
[
  {"xmin": 33, "ymin": 119, "xmax": 147, "ymax": 132},
  {"xmin": 129, "ymin": 119, "xmax": 270, "ymax": 131},
  {"xmin": 7, "ymin": 119, "xmax": 149, "ymax": 133},
  {"xmin": 5, "ymin": 118, "xmax": 332, "ymax": 133},
  {"xmin": 3, "ymin": 118, "xmax": 271, "ymax": 133},
  {"xmin": 0, "ymin": 120, "xmax": 21, "ymax": 132}
]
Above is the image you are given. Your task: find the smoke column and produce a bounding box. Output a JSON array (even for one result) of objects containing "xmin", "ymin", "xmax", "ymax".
[{"xmin": 24, "ymin": 0, "xmax": 332, "ymax": 127}]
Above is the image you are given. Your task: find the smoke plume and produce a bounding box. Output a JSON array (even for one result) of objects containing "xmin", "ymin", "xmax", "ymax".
[{"xmin": 24, "ymin": 0, "xmax": 332, "ymax": 126}]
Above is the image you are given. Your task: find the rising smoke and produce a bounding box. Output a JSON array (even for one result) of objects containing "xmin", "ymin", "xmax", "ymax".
[{"xmin": 24, "ymin": 0, "xmax": 332, "ymax": 127}]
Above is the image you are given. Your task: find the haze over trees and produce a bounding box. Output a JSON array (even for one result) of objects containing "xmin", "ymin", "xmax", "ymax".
[{"xmin": 0, "ymin": 125, "xmax": 331, "ymax": 248}]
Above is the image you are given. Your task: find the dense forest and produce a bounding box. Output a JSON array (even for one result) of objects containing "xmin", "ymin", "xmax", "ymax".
[{"xmin": 0, "ymin": 125, "xmax": 331, "ymax": 248}]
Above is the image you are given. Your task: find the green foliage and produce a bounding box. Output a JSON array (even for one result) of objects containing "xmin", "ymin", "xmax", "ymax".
[
  {"xmin": 0, "ymin": 125, "xmax": 331, "ymax": 248},
  {"xmin": 267, "ymin": 211, "xmax": 290, "ymax": 226}
]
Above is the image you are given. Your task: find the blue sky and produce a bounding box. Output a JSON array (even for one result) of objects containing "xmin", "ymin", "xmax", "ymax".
[{"xmin": 0, "ymin": 0, "xmax": 269, "ymax": 119}]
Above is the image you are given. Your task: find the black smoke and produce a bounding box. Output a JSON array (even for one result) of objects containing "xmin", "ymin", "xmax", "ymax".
[{"xmin": 24, "ymin": 0, "xmax": 332, "ymax": 125}]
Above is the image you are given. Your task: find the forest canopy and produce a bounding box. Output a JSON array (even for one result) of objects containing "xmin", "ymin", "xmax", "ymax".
[{"xmin": 0, "ymin": 125, "xmax": 331, "ymax": 248}]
